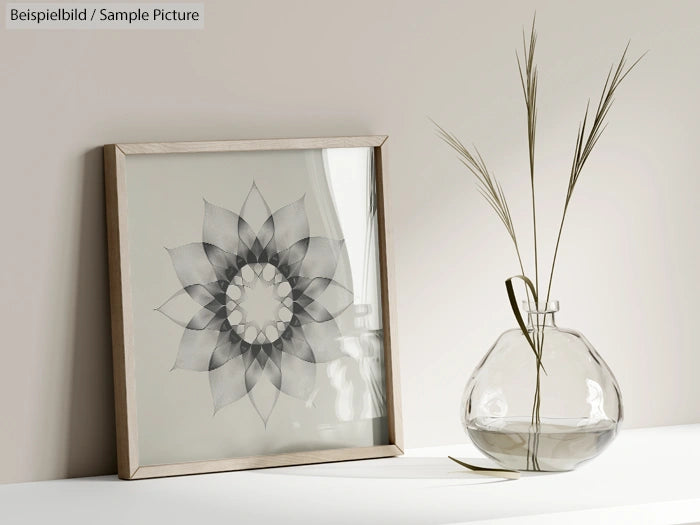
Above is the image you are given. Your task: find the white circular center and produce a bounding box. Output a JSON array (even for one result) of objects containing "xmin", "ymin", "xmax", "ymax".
[
  {"xmin": 226, "ymin": 263, "xmax": 293, "ymax": 344},
  {"xmin": 241, "ymin": 278, "xmax": 280, "ymax": 326}
]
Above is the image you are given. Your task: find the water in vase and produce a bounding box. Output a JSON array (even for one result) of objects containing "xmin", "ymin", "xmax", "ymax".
[{"xmin": 467, "ymin": 417, "xmax": 618, "ymax": 471}]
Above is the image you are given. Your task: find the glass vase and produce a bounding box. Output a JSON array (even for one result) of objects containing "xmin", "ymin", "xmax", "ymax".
[{"xmin": 461, "ymin": 301, "xmax": 623, "ymax": 471}]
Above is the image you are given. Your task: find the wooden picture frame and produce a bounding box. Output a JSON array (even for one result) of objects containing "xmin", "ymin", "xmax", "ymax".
[{"xmin": 104, "ymin": 136, "xmax": 402, "ymax": 479}]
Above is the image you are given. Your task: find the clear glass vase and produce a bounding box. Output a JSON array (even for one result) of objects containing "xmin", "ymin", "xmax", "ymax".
[{"xmin": 461, "ymin": 301, "xmax": 623, "ymax": 471}]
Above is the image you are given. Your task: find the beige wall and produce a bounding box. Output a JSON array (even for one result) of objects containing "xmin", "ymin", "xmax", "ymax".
[{"xmin": 1, "ymin": 0, "xmax": 699, "ymax": 483}]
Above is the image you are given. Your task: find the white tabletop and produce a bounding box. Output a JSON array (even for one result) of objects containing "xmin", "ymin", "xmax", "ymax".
[{"xmin": 2, "ymin": 425, "xmax": 700, "ymax": 525}]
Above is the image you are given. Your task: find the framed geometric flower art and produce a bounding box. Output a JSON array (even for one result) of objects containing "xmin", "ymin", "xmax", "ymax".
[{"xmin": 104, "ymin": 136, "xmax": 402, "ymax": 479}]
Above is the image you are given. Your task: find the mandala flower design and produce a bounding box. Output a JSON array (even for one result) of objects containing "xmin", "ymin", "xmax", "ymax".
[{"xmin": 157, "ymin": 182, "xmax": 353, "ymax": 423}]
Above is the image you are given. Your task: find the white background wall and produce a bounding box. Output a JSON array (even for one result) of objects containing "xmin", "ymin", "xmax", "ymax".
[{"xmin": 1, "ymin": 0, "xmax": 698, "ymax": 483}]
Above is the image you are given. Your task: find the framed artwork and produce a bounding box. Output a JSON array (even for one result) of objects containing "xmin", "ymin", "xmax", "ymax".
[{"xmin": 104, "ymin": 136, "xmax": 402, "ymax": 479}]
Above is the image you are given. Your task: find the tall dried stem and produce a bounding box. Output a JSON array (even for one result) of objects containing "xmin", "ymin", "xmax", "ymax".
[{"xmin": 544, "ymin": 44, "xmax": 646, "ymax": 303}]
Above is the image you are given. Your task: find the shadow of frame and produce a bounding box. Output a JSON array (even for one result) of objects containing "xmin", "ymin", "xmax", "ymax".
[
  {"xmin": 65, "ymin": 147, "xmax": 116, "ymax": 478},
  {"xmin": 255, "ymin": 456, "xmax": 514, "ymax": 484}
]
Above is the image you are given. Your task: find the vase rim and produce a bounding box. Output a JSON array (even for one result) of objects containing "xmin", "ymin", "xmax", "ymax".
[{"xmin": 522, "ymin": 300, "xmax": 559, "ymax": 314}]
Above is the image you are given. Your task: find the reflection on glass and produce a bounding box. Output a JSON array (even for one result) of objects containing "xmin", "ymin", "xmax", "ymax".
[{"xmin": 316, "ymin": 147, "xmax": 387, "ymax": 441}]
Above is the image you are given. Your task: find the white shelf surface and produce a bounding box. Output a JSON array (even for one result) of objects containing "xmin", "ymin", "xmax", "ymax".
[{"xmin": 2, "ymin": 425, "xmax": 700, "ymax": 524}]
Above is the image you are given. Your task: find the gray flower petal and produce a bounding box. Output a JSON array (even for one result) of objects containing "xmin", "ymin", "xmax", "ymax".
[
  {"xmin": 184, "ymin": 282, "xmax": 227, "ymax": 306},
  {"xmin": 280, "ymin": 330, "xmax": 316, "ymax": 363},
  {"xmin": 237, "ymin": 217, "xmax": 258, "ymax": 262},
  {"xmin": 263, "ymin": 348, "xmax": 282, "ymax": 391},
  {"xmin": 277, "ymin": 238, "xmax": 309, "ymax": 277},
  {"xmin": 186, "ymin": 304, "xmax": 228, "ymax": 331},
  {"xmin": 279, "ymin": 353, "xmax": 316, "ymax": 400},
  {"xmin": 203, "ymin": 200, "xmax": 239, "ymax": 255},
  {"xmin": 249, "ymin": 380, "xmax": 279, "ymax": 426},
  {"xmin": 208, "ymin": 331, "xmax": 243, "ymax": 370},
  {"xmin": 209, "ymin": 355, "xmax": 250, "ymax": 413},
  {"xmin": 304, "ymin": 279, "xmax": 354, "ymax": 318},
  {"xmin": 173, "ymin": 329, "xmax": 220, "ymax": 371},
  {"xmin": 243, "ymin": 352, "xmax": 280, "ymax": 424},
  {"xmin": 239, "ymin": 182, "xmax": 271, "ymax": 234},
  {"xmin": 301, "ymin": 319, "xmax": 345, "ymax": 362},
  {"xmin": 294, "ymin": 237, "xmax": 345, "ymax": 280},
  {"xmin": 156, "ymin": 288, "xmax": 201, "ymax": 327},
  {"xmin": 259, "ymin": 196, "xmax": 308, "ymax": 255},
  {"xmin": 244, "ymin": 350, "xmax": 262, "ymax": 393},
  {"xmin": 202, "ymin": 243, "xmax": 238, "ymax": 282},
  {"xmin": 167, "ymin": 243, "xmax": 218, "ymax": 288},
  {"xmin": 293, "ymin": 301, "xmax": 333, "ymax": 324}
]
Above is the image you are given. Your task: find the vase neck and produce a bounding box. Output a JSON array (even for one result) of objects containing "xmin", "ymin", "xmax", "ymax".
[{"xmin": 523, "ymin": 300, "xmax": 559, "ymax": 328}]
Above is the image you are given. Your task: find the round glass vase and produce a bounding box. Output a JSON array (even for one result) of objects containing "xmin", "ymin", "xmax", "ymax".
[{"xmin": 461, "ymin": 301, "xmax": 623, "ymax": 471}]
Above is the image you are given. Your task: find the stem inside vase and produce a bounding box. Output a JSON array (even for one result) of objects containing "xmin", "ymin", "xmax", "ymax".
[{"xmin": 525, "ymin": 301, "xmax": 558, "ymax": 471}]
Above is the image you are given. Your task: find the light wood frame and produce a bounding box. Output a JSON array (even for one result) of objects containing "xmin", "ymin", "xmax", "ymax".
[{"xmin": 104, "ymin": 136, "xmax": 403, "ymax": 480}]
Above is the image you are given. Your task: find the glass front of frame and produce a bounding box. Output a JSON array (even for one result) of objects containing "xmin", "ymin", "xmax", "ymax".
[{"xmin": 125, "ymin": 147, "xmax": 388, "ymax": 466}]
